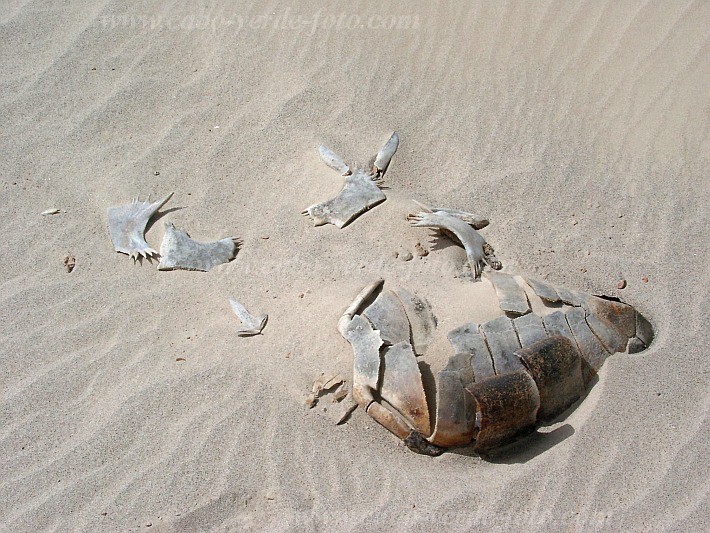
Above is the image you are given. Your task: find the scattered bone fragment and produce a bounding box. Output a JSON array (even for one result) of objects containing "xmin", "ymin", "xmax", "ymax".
[
  {"xmin": 408, "ymin": 204, "xmax": 499, "ymax": 280},
  {"xmin": 41, "ymin": 208, "xmax": 60, "ymax": 215},
  {"xmin": 158, "ymin": 222, "xmax": 238, "ymax": 272},
  {"xmin": 229, "ymin": 298, "xmax": 268, "ymax": 336},
  {"xmin": 306, "ymin": 373, "xmax": 346, "ymax": 408},
  {"xmin": 108, "ymin": 193, "xmax": 173, "ymax": 260},
  {"xmin": 523, "ymin": 278, "xmax": 561, "ymax": 303},
  {"xmin": 63, "ymin": 255, "xmax": 76, "ymax": 273},
  {"xmin": 303, "ymin": 132, "xmax": 398, "ymax": 228}
]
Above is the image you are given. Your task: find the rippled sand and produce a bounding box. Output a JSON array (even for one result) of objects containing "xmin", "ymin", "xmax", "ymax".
[{"xmin": 1, "ymin": 1, "xmax": 708, "ymax": 531}]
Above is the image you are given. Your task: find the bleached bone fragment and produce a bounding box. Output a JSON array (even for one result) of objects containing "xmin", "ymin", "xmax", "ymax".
[
  {"xmin": 229, "ymin": 298, "xmax": 268, "ymax": 336},
  {"xmin": 108, "ymin": 193, "xmax": 173, "ymax": 259},
  {"xmin": 486, "ymin": 272, "xmax": 531, "ymax": 315},
  {"xmin": 408, "ymin": 209, "xmax": 499, "ymax": 280},
  {"xmin": 411, "ymin": 200, "xmax": 489, "ymax": 229},
  {"xmin": 303, "ymin": 133, "xmax": 398, "ymax": 228},
  {"xmin": 158, "ymin": 222, "xmax": 238, "ymax": 272}
]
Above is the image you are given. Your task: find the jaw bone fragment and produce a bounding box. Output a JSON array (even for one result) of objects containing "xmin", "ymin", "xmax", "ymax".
[
  {"xmin": 108, "ymin": 193, "xmax": 173, "ymax": 259},
  {"xmin": 158, "ymin": 222, "xmax": 238, "ymax": 272},
  {"xmin": 229, "ymin": 298, "xmax": 268, "ymax": 336},
  {"xmin": 303, "ymin": 132, "xmax": 399, "ymax": 228},
  {"xmin": 407, "ymin": 202, "xmax": 500, "ymax": 280},
  {"xmin": 338, "ymin": 275, "xmax": 654, "ymax": 456}
]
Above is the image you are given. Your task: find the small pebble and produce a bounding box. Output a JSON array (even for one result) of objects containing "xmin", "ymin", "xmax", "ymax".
[
  {"xmin": 154, "ymin": 171, "xmax": 160, "ymax": 176},
  {"xmin": 401, "ymin": 252, "xmax": 413, "ymax": 261},
  {"xmin": 617, "ymin": 279, "xmax": 627, "ymax": 289},
  {"xmin": 641, "ymin": 276, "xmax": 649, "ymax": 283},
  {"xmin": 414, "ymin": 242, "xmax": 428, "ymax": 257}
]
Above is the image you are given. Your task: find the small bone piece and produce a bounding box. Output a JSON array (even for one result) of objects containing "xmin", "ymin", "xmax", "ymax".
[
  {"xmin": 108, "ymin": 193, "xmax": 173, "ymax": 259},
  {"xmin": 303, "ymin": 133, "xmax": 398, "ymax": 228},
  {"xmin": 411, "ymin": 200, "xmax": 489, "ymax": 229},
  {"xmin": 485, "ymin": 272, "xmax": 531, "ymax": 315},
  {"xmin": 158, "ymin": 222, "xmax": 238, "ymax": 271},
  {"xmin": 229, "ymin": 298, "xmax": 268, "ymax": 336},
  {"xmin": 41, "ymin": 208, "xmax": 60, "ymax": 216}
]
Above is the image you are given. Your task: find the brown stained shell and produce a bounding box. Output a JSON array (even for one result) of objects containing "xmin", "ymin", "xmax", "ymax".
[
  {"xmin": 583, "ymin": 297, "xmax": 637, "ymax": 339},
  {"xmin": 516, "ymin": 336, "xmax": 585, "ymax": 421},
  {"xmin": 635, "ymin": 311, "xmax": 654, "ymax": 348},
  {"xmin": 565, "ymin": 307, "xmax": 609, "ymax": 382},
  {"xmin": 468, "ymin": 369, "xmax": 541, "ymax": 455},
  {"xmin": 380, "ymin": 342, "xmax": 431, "ymax": 436},
  {"xmin": 585, "ymin": 313, "xmax": 628, "ymax": 354},
  {"xmin": 480, "ymin": 316, "xmax": 524, "ymax": 375},
  {"xmin": 366, "ymin": 401, "xmax": 411, "ymax": 440},
  {"xmin": 428, "ymin": 355, "xmax": 476, "ymax": 448}
]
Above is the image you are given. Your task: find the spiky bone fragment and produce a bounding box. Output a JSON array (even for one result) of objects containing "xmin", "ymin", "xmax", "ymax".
[
  {"xmin": 407, "ymin": 205, "xmax": 500, "ymax": 280},
  {"xmin": 303, "ymin": 132, "xmax": 399, "ymax": 228},
  {"xmin": 229, "ymin": 298, "xmax": 268, "ymax": 336},
  {"xmin": 158, "ymin": 222, "xmax": 238, "ymax": 272},
  {"xmin": 108, "ymin": 193, "xmax": 173, "ymax": 260}
]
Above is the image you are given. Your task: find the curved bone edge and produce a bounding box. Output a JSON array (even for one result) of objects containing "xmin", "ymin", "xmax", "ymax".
[
  {"xmin": 516, "ymin": 336, "xmax": 585, "ymax": 421},
  {"xmin": 344, "ymin": 315, "xmax": 383, "ymax": 393},
  {"xmin": 585, "ymin": 313, "xmax": 627, "ymax": 354},
  {"xmin": 229, "ymin": 299, "xmax": 267, "ymax": 336},
  {"xmin": 338, "ymin": 279, "xmax": 384, "ymax": 337},
  {"xmin": 373, "ymin": 131, "xmax": 399, "ymax": 172},
  {"xmin": 447, "ymin": 323, "xmax": 496, "ymax": 381},
  {"xmin": 380, "ymin": 341, "xmax": 431, "ymax": 436},
  {"xmin": 318, "ymin": 145, "xmax": 350, "ymax": 175},
  {"xmin": 366, "ymin": 401, "xmax": 412, "ymax": 440},
  {"xmin": 107, "ymin": 192, "xmax": 173, "ymax": 258},
  {"xmin": 306, "ymin": 172, "xmax": 386, "ymax": 228},
  {"xmin": 158, "ymin": 223, "xmax": 238, "ymax": 272},
  {"xmin": 479, "ymin": 316, "xmax": 524, "ymax": 375},
  {"xmin": 468, "ymin": 369, "xmax": 541, "ymax": 455},
  {"xmin": 522, "ymin": 277, "xmax": 561, "ymax": 303},
  {"xmin": 363, "ymin": 290, "xmax": 411, "ymax": 346},
  {"xmin": 582, "ymin": 296, "xmax": 636, "ymax": 339},
  {"xmin": 412, "ymin": 201, "xmax": 490, "ymax": 230},
  {"xmin": 409, "ymin": 212, "xmax": 488, "ymax": 280},
  {"xmin": 635, "ymin": 311, "xmax": 654, "ymax": 348},
  {"xmin": 512, "ymin": 313, "xmax": 548, "ymax": 348},
  {"xmin": 428, "ymin": 360, "xmax": 476, "ymax": 448},
  {"xmin": 565, "ymin": 307, "xmax": 610, "ymax": 383},
  {"xmin": 394, "ymin": 289, "xmax": 436, "ymax": 355},
  {"xmin": 404, "ymin": 430, "xmax": 445, "ymax": 456},
  {"xmin": 485, "ymin": 272, "xmax": 531, "ymax": 316},
  {"xmin": 542, "ymin": 311, "xmax": 579, "ymax": 349}
]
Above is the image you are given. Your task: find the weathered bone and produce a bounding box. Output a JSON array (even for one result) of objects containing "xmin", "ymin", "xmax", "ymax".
[
  {"xmin": 158, "ymin": 223, "xmax": 238, "ymax": 271},
  {"xmin": 304, "ymin": 133, "xmax": 398, "ymax": 228},
  {"xmin": 410, "ymin": 200, "xmax": 489, "ymax": 229},
  {"xmin": 229, "ymin": 298, "xmax": 268, "ymax": 336},
  {"xmin": 486, "ymin": 272, "xmax": 531, "ymax": 316},
  {"xmin": 523, "ymin": 277, "xmax": 561, "ymax": 303},
  {"xmin": 363, "ymin": 290, "xmax": 411, "ymax": 346},
  {"xmin": 338, "ymin": 279, "xmax": 384, "ymax": 336},
  {"xmin": 107, "ymin": 193, "xmax": 173, "ymax": 259},
  {"xmin": 407, "ymin": 209, "xmax": 496, "ymax": 280}
]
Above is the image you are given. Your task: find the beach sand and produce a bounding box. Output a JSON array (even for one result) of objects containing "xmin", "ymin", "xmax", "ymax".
[{"xmin": 1, "ymin": 1, "xmax": 708, "ymax": 531}]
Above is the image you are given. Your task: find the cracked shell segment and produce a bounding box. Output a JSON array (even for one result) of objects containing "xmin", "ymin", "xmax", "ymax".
[
  {"xmin": 395, "ymin": 289, "xmax": 436, "ymax": 355},
  {"xmin": 344, "ymin": 315, "xmax": 383, "ymax": 393},
  {"xmin": 381, "ymin": 341, "xmax": 431, "ymax": 436},
  {"xmin": 363, "ymin": 289, "xmax": 411, "ymax": 346}
]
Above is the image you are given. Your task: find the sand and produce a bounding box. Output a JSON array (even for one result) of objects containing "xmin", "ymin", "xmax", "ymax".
[{"xmin": 1, "ymin": 1, "xmax": 708, "ymax": 531}]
